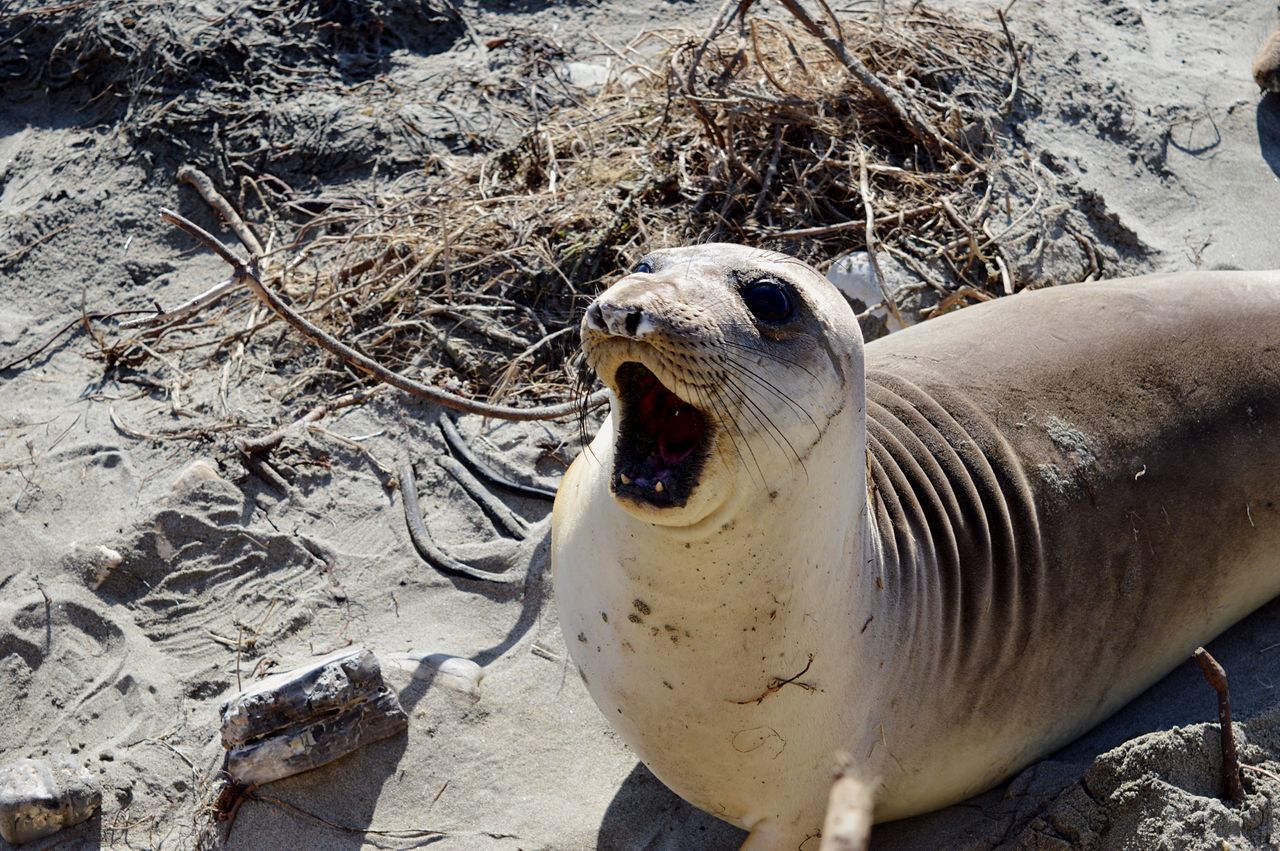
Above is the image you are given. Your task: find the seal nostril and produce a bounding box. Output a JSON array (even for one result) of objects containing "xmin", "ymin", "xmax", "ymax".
[
  {"xmin": 625, "ymin": 310, "xmax": 642, "ymax": 337},
  {"xmin": 586, "ymin": 303, "xmax": 605, "ymax": 331}
]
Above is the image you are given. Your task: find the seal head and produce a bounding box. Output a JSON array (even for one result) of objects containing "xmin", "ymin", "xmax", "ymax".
[{"xmin": 580, "ymin": 243, "xmax": 859, "ymax": 527}]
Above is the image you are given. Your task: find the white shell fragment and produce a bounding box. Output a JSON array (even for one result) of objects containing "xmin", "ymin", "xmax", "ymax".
[
  {"xmin": 557, "ymin": 60, "xmax": 643, "ymax": 94},
  {"xmin": 387, "ymin": 653, "xmax": 484, "ymax": 700},
  {"xmin": 563, "ymin": 61, "xmax": 610, "ymax": 91},
  {"xmin": 219, "ymin": 648, "xmax": 408, "ymax": 786},
  {"xmin": 0, "ymin": 755, "xmax": 102, "ymax": 845},
  {"xmin": 63, "ymin": 543, "xmax": 124, "ymax": 590}
]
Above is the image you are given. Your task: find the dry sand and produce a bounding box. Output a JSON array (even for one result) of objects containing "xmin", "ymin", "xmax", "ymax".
[{"xmin": 2, "ymin": 1, "xmax": 1280, "ymax": 849}]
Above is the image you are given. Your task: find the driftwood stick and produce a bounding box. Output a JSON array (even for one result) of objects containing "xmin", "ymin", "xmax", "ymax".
[
  {"xmin": 1194, "ymin": 646, "xmax": 1246, "ymax": 803},
  {"xmin": 160, "ymin": 207, "xmax": 607, "ymax": 422},
  {"xmin": 119, "ymin": 276, "xmax": 240, "ymax": 329},
  {"xmin": 178, "ymin": 165, "xmax": 265, "ymax": 258},
  {"xmin": 161, "ymin": 208, "xmax": 243, "ymax": 268},
  {"xmin": 775, "ymin": 0, "xmax": 972, "ymax": 166},
  {"xmin": 236, "ymin": 387, "xmax": 387, "ymax": 455},
  {"xmin": 234, "ymin": 251, "xmax": 605, "ymax": 421},
  {"xmin": 818, "ymin": 754, "xmax": 873, "ymax": 851},
  {"xmin": 241, "ymin": 452, "xmax": 292, "ymax": 495}
]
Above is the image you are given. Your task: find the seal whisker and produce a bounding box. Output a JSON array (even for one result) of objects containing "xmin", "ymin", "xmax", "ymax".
[
  {"xmin": 722, "ymin": 352, "xmax": 822, "ymax": 434},
  {"xmin": 695, "ymin": 382, "xmax": 762, "ymax": 485},
  {"xmin": 696, "ymin": 382, "xmax": 769, "ymax": 489},
  {"xmin": 711, "ymin": 379, "xmax": 784, "ymax": 475},
  {"xmin": 720, "ymin": 371, "xmax": 806, "ymax": 470},
  {"xmin": 720, "ymin": 338, "xmax": 821, "ymax": 382},
  {"xmin": 726, "ymin": 359, "xmax": 818, "ymax": 426},
  {"xmin": 572, "ymin": 352, "xmax": 602, "ymax": 462}
]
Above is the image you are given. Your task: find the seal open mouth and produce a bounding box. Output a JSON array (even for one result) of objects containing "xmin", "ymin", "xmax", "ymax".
[{"xmin": 612, "ymin": 362, "xmax": 710, "ymax": 508}]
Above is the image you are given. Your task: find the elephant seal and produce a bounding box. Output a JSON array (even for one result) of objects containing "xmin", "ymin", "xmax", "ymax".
[{"xmin": 551, "ymin": 244, "xmax": 1280, "ymax": 849}]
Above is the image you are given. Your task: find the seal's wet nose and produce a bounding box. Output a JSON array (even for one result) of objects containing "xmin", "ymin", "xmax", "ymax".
[{"xmin": 586, "ymin": 301, "xmax": 654, "ymax": 338}]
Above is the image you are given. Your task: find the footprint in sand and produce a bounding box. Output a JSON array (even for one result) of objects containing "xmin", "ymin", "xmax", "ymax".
[
  {"xmin": 93, "ymin": 475, "xmax": 341, "ymax": 667},
  {"xmin": 0, "ymin": 591, "xmax": 168, "ymax": 758}
]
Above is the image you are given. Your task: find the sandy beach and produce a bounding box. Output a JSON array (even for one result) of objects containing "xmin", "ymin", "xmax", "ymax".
[{"xmin": 3, "ymin": 0, "xmax": 1280, "ymax": 848}]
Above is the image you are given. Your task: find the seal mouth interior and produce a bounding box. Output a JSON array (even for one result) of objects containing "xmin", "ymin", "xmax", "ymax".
[{"xmin": 613, "ymin": 362, "xmax": 710, "ymax": 508}]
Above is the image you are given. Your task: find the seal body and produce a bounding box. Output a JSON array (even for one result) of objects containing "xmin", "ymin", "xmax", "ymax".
[{"xmin": 551, "ymin": 245, "xmax": 1280, "ymax": 848}]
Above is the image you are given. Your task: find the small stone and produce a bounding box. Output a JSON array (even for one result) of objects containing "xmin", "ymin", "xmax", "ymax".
[
  {"xmin": 0, "ymin": 755, "xmax": 102, "ymax": 845},
  {"xmin": 826, "ymin": 251, "xmax": 919, "ymax": 338},
  {"xmin": 63, "ymin": 544, "xmax": 123, "ymax": 590},
  {"xmin": 169, "ymin": 459, "xmax": 222, "ymax": 495},
  {"xmin": 219, "ymin": 648, "xmax": 408, "ymax": 786}
]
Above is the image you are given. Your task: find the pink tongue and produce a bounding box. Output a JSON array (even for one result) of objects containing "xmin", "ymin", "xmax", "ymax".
[
  {"xmin": 659, "ymin": 437, "xmax": 695, "ymax": 467},
  {"xmin": 655, "ymin": 404, "xmax": 701, "ymax": 466}
]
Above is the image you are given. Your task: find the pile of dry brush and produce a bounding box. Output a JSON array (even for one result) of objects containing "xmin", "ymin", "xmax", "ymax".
[{"xmin": 140, "ymin": 2, "xmax": 1071, "ymax": 410}]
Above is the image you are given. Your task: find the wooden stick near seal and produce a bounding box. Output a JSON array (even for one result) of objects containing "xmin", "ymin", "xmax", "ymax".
[{"xmin": 1194, "ymin": 647, "xmax": 1246, "ymax": 803}]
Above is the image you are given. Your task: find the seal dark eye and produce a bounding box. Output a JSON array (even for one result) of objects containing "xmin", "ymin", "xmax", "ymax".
[
  {"xmin": 742, "ymin": 279, "xmax": 794, "ymax": 324},
  {"xmin": 633, "ymin": 260, "xmax": 654, "ymax": 274}
]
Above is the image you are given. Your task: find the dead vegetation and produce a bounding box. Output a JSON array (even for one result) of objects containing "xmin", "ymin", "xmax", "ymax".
[
  {"xmin": 13, "ymin": 1, "xmax": 1093, "ymax": 412},
  {"xmin": 1, "ymin": 0, "xmax": 464, "ymax": 107},
  {"xmin": 238, "ymin": 3, "xmax": 1070, "ymax": 405}
]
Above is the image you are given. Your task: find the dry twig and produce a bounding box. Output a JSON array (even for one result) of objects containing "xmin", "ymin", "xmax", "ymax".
[
  {"xmin": 0, "ymin": 309, "xmax": 152, "ymax": 371},
  {"xmin": 161, "ymin": 205, "xmax": 606, "ymax": 421},
  {"xmin": 775, "ymin": 0, "xmax": 969, "ymax": 165},
  {"xmin": 248, "ymin": 789, "xmax": 447, "ymax": 840},
  {"xmin": 1194, "ymin": 646, "xmax": 1246, "ymax": 803},
  {"xmin": 819, "ymin": 754, "xmax": 874, "ymax": 851}
]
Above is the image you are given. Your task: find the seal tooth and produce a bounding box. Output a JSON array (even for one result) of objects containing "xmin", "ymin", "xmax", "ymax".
[
  {"xmin": 619, "ymin": 473, "xmax": 632, "ymax": 485},
  {"xmin": 655, "ymin": 481, "xmax": 665, "ymax": 493}
]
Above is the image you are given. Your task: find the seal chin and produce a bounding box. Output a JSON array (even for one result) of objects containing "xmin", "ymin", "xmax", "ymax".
[{"xmin": 610, "ymin": 361, "xmax": 711, "ymax": 509}]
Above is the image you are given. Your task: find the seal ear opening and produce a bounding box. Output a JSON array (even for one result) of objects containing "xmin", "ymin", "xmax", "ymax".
[{"xmin": 612, "ymin": 362, "xmax": 710, "ymax": 508}]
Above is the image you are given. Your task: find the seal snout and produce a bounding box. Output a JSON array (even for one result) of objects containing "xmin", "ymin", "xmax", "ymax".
[
  {"xmin": 581, "ymin": 285, "xmax": 720, "ymax": 510},
  {"xmin": 585, "ymin": 301, "xmax": 656, "ymax": 339}
]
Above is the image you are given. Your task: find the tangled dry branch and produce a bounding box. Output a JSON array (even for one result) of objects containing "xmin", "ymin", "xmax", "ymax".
[{"xmin": 87, "ymin": 2, "xmax": 1079, "ymax": 410}]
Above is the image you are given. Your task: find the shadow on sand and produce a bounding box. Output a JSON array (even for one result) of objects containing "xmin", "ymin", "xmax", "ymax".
[
  {"xmin": 599, "ymin": 762, "xmax": 746, "ymax": 851},
  {"xmin": 1259, "ymin": 92, "xmax": 1280, "ymax": 178}
]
